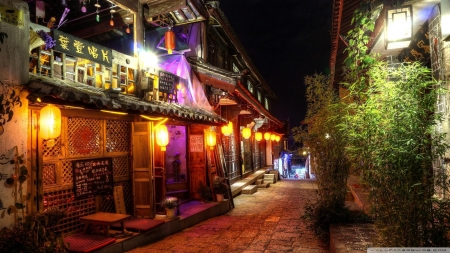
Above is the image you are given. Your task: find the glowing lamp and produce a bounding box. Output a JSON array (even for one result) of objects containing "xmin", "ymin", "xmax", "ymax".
[
  {"xmin": 155, "ymin": 124, "xmax": 169, "ymax": 151},
  {"xmin": 385, "ymin": 5, "xmax": 412, "ymax": 50},
  {"xmin": 205, "ymin": 129, "xmax": 217, "ymax": 150},
  {"xmin": 221, "ymin": 121, "xmax": 233, "ymax": 136},
  {"xmin": 275, "ymin": 136, "xmax": 280, "ymax": 142},
  {"xmin": 165, "ymin": 28, "xmax": 175, "ymax": 54},
  {"xmin": 264, "ymin": 132, "xmax": 271, "ymax": 141},
  {"xmin": 242, "ymin": 127, "xmax": 251, "ymax": 140},
  {"xmin": 40, "ymin": 104, "xmax": 61, "ymax": 147},
  {"xmin": 255, "ymin": 132, "xmax": 262, "ymax": 142},
  {"xmin": 270, "ymin": 134, "xmax": 276, "ymax": 141}
]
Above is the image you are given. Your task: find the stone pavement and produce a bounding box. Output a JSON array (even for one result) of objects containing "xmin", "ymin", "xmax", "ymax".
[{"xmin": 126, "ymin": 179, "xmax": 328, "ymax": 253}]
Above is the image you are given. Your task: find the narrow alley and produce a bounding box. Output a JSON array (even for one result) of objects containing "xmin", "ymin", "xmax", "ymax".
[{"xmin": 127, "ymin": 180, "xmax": 328, "ymax": 253}]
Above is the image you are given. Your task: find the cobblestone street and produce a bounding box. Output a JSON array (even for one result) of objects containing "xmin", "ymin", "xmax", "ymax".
[{"xmin": 127, "ymin": 180, "xmax": 328, "ymax": 253}]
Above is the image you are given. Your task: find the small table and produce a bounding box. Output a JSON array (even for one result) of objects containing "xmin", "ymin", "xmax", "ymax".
[{"xmin": 80, "ymin": 212, "xmax": 131, "ymax": 237}]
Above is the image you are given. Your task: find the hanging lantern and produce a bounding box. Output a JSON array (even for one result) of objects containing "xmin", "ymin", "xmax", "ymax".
[
  {"xmin": 255, "ymin": 132, "xmax": 262, "ymax": 142},
  {"xmin": 264, "ymin": 132, "xmax": 271, "ymax": 141},
  {"xmin": 165, "ymin": 28, "xmax": 175, "ymax": 54},
  {"xmin": 221, "ymin": 121, "xmax": 233, "ymax": 136},
  {"xmin": 126, "ymin": 25, "xmax": 130, "ymax": 34},
  {"xmin": 205, "ymin": 129, "xmax": 217, "ymax": 150},
  {"xmin": 40, "ymin": 104, "xmax": 61, "ymax": 147},
  {"xmin": 155, "ymin": 124, "xmax": 169, "ymax": 151},
  {"xmin": 275, "ymin": 135, "xmax": 281, "ymax": 142},
  {"xmin": 270, "ymin": 134, "xmax": 276, "ymax": 141},
  {"xmin": 242, "ymin": 127, "xmax": 251, "ymax": 140}
]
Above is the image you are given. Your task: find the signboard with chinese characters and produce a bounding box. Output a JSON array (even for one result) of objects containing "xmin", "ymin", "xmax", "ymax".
[
  {"xmin": 0, "ymin": 5, "xmax": 24, "ymax": 26},
  {"xmin": 190, "ymin": 135, "xmax": 204, "ymax": 152},
  {"xmin": 73, "ymin": 158, "xmax": 113, "ymax": 198},
  {"xmin": 53, "ymin": 29, "xmax": 112, "ymax": 67},
  {"xmin": 158, "ymin": 70, "xmax": 178, "ymax": 94}
]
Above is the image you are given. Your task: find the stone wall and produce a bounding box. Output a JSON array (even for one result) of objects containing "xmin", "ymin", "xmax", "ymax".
[{"xmin": 0, "ymin": 0, "xmax": 30, "ymax": 228}]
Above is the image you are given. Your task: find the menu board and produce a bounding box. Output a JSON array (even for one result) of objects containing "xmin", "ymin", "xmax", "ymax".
[
  {"xmin": 73, "ymin": 158, "xmax": 113, "ymax": 198},
  {"xmin": 158, "ymin": 70, "xmax": 177, "ymax": 94}
]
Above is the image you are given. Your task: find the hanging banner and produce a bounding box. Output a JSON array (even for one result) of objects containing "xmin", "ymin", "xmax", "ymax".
[{"xmin": 52, "ymin": 29, "xmax": 113, "ymax": 67}]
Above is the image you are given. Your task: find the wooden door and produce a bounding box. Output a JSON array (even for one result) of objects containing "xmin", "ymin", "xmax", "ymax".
[
  {"xmin": 189, "ymin": 125, "xmax": 207, "ymax": 199},
  {"xmin": 132, "ymin": 122, "xmax": 155, "ymax": 218}
]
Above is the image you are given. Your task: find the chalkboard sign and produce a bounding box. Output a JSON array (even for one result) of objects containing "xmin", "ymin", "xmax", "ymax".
[
  {"xmin": 158, "ymin": 70, "xmax": 178, "ymax": 94},
  {"xmin": 73, "ymin": 158, "xmax": 113, "ymax": 198}
]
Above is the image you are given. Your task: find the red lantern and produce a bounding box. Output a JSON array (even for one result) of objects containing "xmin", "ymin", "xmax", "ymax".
[{"xmin": 165, "ymin": 28, "xmax": 175, "ymax": 54}]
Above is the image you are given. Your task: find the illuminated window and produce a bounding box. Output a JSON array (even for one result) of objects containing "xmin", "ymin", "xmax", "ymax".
[
  {"xmin": 232, "ymin": 63, "xmax": 239, "ymax": 73},
  {"xmin": 257, "ymin": 91, "xmax": 262, "ymax": 102},
  {"xmin": 264, "ymin": 97, "xmax": 269, "ymax": 110},
  {"xmin": 247, "ymin": 81, "xmax": 254, "ymax": 94}
]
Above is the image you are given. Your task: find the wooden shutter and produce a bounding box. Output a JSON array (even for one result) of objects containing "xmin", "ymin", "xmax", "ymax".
[{"xmin": 132, "ymin": 122, "xmax": 155, "ymax": 218}]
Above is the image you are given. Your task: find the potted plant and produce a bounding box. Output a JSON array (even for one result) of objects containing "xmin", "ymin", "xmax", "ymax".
[
  {"xmin": 212, "ymin": 176, "xmax": 228, "ymax": 202},
  {"xmin": 161, "ymin": 198, "xmax": 178, "ymax": 218},
  {"xmin": 197, "ymin": 182, "xmax": 212, "ymax": 202}
]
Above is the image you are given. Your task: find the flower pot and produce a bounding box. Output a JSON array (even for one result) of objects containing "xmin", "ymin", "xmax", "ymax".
[
  {"xmin": 166, "ymin": 207, "xmax": 176, "ymax": 218},
  {"xmin": 216, "ymin": 194, "xmax": 224, "ymax": 202}
]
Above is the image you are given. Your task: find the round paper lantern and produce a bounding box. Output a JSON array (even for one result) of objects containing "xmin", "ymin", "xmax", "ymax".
[
  {"xmin": 40, "ymin": 104, "xmax": 61, "ymax": 140},
  {"xmin": 264, "ymin": 132, "xmax": 271, "ymax": 141},
  {"xmin": 205, "ymin": 129, "xmax": 217, "ymax": 150},
  {"xmin": 242, "ymin": 127, "xmax": 251, "ymax": 140},
  {"xmin": 155, "ymin": 124, "xmax": 169, "ymax": 151},
  {"xmin": 165, "ymin": 28, "xmax": 175, "ymax": 54},
  {"xmin": 255, "ymin": 132, "xmax": 262, "ymax": 142},
  {"xmin": 221, "ymin": 121, "xmax": 233, "ymax": 136},
  {"xmin": 270, "ymin": 134, "xmax": 276, "ymax": 141},
  {"xmin": 275, "ymin": 135, "xmax": 281, "ymax": 142}
]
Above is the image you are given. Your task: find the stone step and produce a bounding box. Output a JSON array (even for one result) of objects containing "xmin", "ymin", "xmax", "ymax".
[
  {"xmin": 264, "ymin": 174, "xmax": 276, "ymax": 184},
  {"xmin": 242, "ymin": 185, "xmax": 258, "ymax": 194},
  {"xmin": 257, "ymin": 182, "xmax": 270, "ymax": 188},
  {"xmin": 256, "ymin": 179, "xmax": 264, "ymax": 185}
]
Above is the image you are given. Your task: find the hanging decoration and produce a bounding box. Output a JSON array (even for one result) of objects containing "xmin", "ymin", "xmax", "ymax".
[
  {"xmin": 270, "ymin": 134, "xmax": 276, "ymax": 141},
  {"xmin": 275, "ymin": 136, "xmax": 281, "ymax": 142},
  {"xmin": 126, "ymin": 24, "xmax": 130, "ymax": 34},
  {"xmin": 242, "ymin": 127, "xmax": 251, "ymax": 140},
  {"xmin": 110, "ymin": 10, "xmax": 115, "ymax": 26},
  {"xmin": 39, "ymin": 104, "xmax": 62, "ymax": 147},
  {"xmin": 165, "ymin": 27, "xmax": 175, "ymax": 54},
  {"xmin": 155, "ymin": 124, "xmax": 169, "ymax": 151},
  {"xmin": 81, "ymin": 0, "xmax": 87, "ymax": 13},
  {"xmin": 264, "ymin": 132, "xmax": 271, "ymax": 141},
  {"xmin": 205, "ymin": 129, "xmax": 217, "ymax": 150},
  {"xmin": 255, "ymin": 132, "xmax": 262, "ymax": 142},
  {"xmin": 221, "ymin": 121, "xmax": 233, "ymax": 136},
  {"xmin": 95, "ymin": 0, "xmax": 101, "ymax": 22}
]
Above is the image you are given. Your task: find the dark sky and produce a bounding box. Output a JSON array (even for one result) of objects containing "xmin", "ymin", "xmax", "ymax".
[{"xmin": 219, "ymin": 0, "xmax": 332, "ymax": 128}]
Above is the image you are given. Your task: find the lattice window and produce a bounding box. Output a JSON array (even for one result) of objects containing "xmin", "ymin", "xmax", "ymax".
[
  {"xmin": 62, "ymin": 161, "xmax": 73, "ymax": 185},
  {"xmin": 106, "ymin": 120, "xmax": 131, "ymax": 153},
  {"xmin": 44, "ymin": 189, "xmax": 96, "ymax": 234},
  {"xmin": 112, "ymin": 156, "xmax": 129, "ymax": 177},
  {"xmin": 43, "ymin": 137, "xmax": 62, "ymax": 158},
  {"xmin": 67, "ymin": 117, "xmax": 101, "ymax": 156},
  {"xmin": 43, "ymin": 164, "xmax": 57, "ymax": 186}
]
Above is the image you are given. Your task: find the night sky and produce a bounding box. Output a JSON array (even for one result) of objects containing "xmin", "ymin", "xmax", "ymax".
[{"xmin": 219, "ymin": 1, "xmax": 332, "ymax": 129}]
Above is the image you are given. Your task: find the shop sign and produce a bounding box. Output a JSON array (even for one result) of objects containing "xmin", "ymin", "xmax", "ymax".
[
  {"xmin": 158, "ymin": 70, "xmax": 178, "ymax": 94},
  {"xmin": 52, "ymin": 29, "xmax": 113, "ymax": 67},
  {"xmin": 190, "ymin": 135, "xmax": 203, "ymax": 152},
  {"xmin": 0, "ymin": 5, "xmax": 24, "ymax": 26},
  {"xmin": 73, "ymin": 157, "xmax": 113, "ymax": 198}
]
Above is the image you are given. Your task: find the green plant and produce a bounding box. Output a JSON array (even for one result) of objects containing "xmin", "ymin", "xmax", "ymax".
[
  {"xmin": 161, "ymin": 198, "xmax": 178, "ymax": 209},
  {"xmin": 340, "ymin": 7, "xmax": 450, "ymax": 247},
  {"xmin": 197, "ymin": 182, "xmax": 212, "ymax": 201},
  {"xmin": 0, "ymin": 208, "xmax": 68, "ymax": 253},
  {"xmin": 293, "ymin": 73, "xmax": 351, "ymax": 244},
  {"xmin": 212, "ymin": 176, "xmax": 228, "ymax": 195}
]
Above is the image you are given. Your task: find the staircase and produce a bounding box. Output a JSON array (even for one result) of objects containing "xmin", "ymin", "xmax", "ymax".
[{"xmin": 241, "ymin": 171, "xmax": 277, "ymax": 195}]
